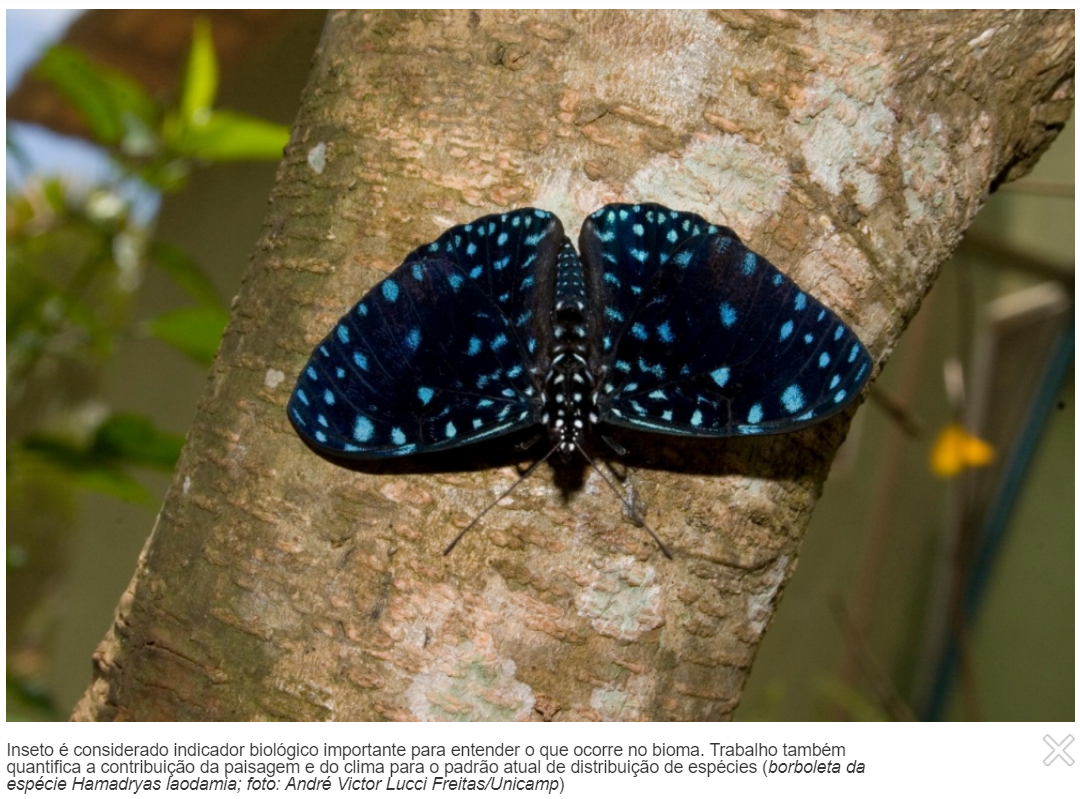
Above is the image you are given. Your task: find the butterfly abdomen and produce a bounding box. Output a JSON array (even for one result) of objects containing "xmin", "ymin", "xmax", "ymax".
[{"xmin": 543, "ymin": 239, "xmax": 595, "ymax": 458}]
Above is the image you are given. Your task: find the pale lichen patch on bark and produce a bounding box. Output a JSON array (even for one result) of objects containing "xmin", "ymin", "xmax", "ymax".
[
  {"xmin": 744, "ymin": 555, "xmax": 791, "ymax": 637},
  {"xmin": 571, "ymin": 556, "xmax": 664, "ymax": 641},
  {"xmin": 629, "ymin": 133, "xmax": 791, "ymax": 234},
  {"xmin": 589, "ymin": 672, "xmax": 657, "ymax": 721}
]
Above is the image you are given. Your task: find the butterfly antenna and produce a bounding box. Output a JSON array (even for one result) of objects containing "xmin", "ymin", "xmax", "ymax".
[
  {"xmin": 576, "ymin": 447, "xmax": 673, "ymax": 559},
  {"xmin": 443, "ymin": 443, "xmax": 561, "ymax": 555}
]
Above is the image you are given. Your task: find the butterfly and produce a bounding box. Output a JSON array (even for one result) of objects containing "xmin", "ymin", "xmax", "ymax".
[{"xmin": 288, "ymin": 203, "xmax": 872, "ymax": 555}]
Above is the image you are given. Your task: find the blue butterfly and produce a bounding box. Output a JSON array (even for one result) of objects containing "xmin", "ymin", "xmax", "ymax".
[{"xmin": 289, "ymin": 203, "xmax": 872, "ymax": 554}]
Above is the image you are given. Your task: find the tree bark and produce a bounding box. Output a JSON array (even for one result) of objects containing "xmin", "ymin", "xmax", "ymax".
[{"xmin": 73, "ymin": 9, "xmax": 1073, "ymax": 721}]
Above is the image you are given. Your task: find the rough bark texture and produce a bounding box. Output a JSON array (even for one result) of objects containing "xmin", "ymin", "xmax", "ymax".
[{"xmin": 73, "ymin": 10, "xmax": 1072, "ymax": 721}]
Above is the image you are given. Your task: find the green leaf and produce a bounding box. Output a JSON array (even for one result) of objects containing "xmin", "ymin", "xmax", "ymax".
[
  {"xmin": 35, "ymin": 46, "xmax": 157, "ymax": 146},
  {"xmin": 20, "ymin": 437, "xmax": 155, "ymax": 505},
  {"xmin": 68, "ymin": 464, "xmax": 156, "ymax": 505},
  {"xmin": 92, "ymin": 413, "xmax": 185, "ymax": 471},
  {"xmin": 171, "ymin": 109, "xmax": 290, "ymax": 162},
  {"xmin": 146, "ymin": 306, "xmax": 229, "ymax": 365},
  {"xmin": 148, "ymin": 241, "xmax": 223, "ymax": 308},
  {"xmin": 180, "ymin": 18, "xmax": 218, "ymax": 126}
]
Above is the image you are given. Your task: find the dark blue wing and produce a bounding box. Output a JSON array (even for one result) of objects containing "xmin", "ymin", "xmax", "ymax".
[
  {"xmin": 579, "ymin": 203, "xmax": 872, "ymax": 436},
  {"xmin": 289, "ymin": 208, "xmax": 562, "ymax": 457}
]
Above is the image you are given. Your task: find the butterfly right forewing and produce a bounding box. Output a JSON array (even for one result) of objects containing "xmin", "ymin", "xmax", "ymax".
[{"xmin": 580, "ymin": 203, "xmax": 872, "ymax": 437}]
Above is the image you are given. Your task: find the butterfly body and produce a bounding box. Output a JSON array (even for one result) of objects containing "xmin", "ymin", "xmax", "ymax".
[{"xmin": 289, "ymin": 203, "xmax": 872, "ymax": 466}]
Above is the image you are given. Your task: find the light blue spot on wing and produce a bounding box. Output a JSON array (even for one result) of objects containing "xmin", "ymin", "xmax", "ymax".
[
  {"xmin": 720, "ymin": 303, "xmax": 737, "ymax": 327},
  {"xmin": 405, "ymin": 328, "xmax": 421, "ymax": 349},
  {"xmin": 747, "ymin": 403, "xmax": 764, "ymax": 424},
  {"xmin": 781, "ymin": 384, "xmax": 805, "ymax": 413},
  {"xmin": 795, "ymin": 292, "xmax": 807, "ymax": 311},
  {"xmin": 819, "ymin": 352, "xmax": 831, "ymax": 368},
  {"xmin": 382, "ymin": 280, "xmax": 399, "ymax": 302},
  {"xmin": 337, "ymin": 325, "xmax": 349, "ymax": 344},
  {"xmin": 779, "ymin": 320, "xmax": 793, "ymax": 341},
  {"xmin": 742, "ymin": 252, "xmax": 757, "ymax": 275},
  {"xmin": 352, "ymin": 351, "xmax": 368, "ymax": 370},
  {"xmin": 306, "ymin": 366, "xmax": 318, "ymax": 380},
  {"xmin": 418, "ymin": 387, "xmax": 434, "ymax": 405},
  {"xmin": 445, "ymin": 421, "xmax": 457, "ymax": 439},
  {"xmin": 391, "ymin": 428, "xmax": 406, "ymax": 445},
  {"xmin": 691, "ymin": 409, "xmax": 703, "ymax": 427},
  {"xmin": 637, "ymin": 359, "xmax": 664, "ymax": 378},
  {"xmin": 467, "ymin": 337, "xmax": 482, "ymax": 356},
  {"xmin": 323, "ymin": 389, "xmax": 335, "ymax": 406},
  {"xmin": 353, "ymin": 416, "xmax": 374, "ymax": 442},
  {"xmin": 711, "ymin": 367, "xmax": 730, "ymax": 387},
  {"xmin": 657, "ymin": 321, "xmax": 674, "ymax": 343}
]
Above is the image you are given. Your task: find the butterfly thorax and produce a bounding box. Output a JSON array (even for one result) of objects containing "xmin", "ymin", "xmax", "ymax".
[{"xmin": 542, "ymin": 240, "xmax": 595, "ymax": 459}]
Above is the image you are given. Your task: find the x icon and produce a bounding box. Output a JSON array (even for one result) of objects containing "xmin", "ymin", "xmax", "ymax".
[{"xmin": 1043, "ymin": 734, "xmax": 1074, "ymax": 766}]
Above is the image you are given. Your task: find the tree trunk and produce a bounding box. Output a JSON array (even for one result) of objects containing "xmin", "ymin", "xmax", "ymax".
[{"xmin": 73, "ymin": 9, "xmax": 1073, "ymax": 721}]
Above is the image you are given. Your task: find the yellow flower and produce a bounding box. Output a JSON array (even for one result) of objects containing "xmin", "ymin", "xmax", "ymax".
[{"xmin": 930, "ymin": 423, "xmax": 995, "ymax": 478}]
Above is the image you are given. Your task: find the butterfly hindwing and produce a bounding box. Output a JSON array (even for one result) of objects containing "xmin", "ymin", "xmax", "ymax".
[
  {"xmin": 580, "ymin": 203, "xmax": 872, "ymax": 436},
  {"xmin": 288, "ymin": 208, "xmax": 563, "ymax": 457}
]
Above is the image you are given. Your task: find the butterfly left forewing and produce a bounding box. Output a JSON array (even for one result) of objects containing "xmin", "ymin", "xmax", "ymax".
[{"xmin": 289, "ymin": 209, "xmax": 564, "ymax": 457}]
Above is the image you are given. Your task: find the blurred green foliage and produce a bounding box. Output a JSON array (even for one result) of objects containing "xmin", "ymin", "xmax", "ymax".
[
  {"xmin": 34, "ymin": 19, "xmax": 289, "ymax": 190},
  {"xmin": 7, "ymin": 18, "xmax": 291, "ymax": 718}
]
